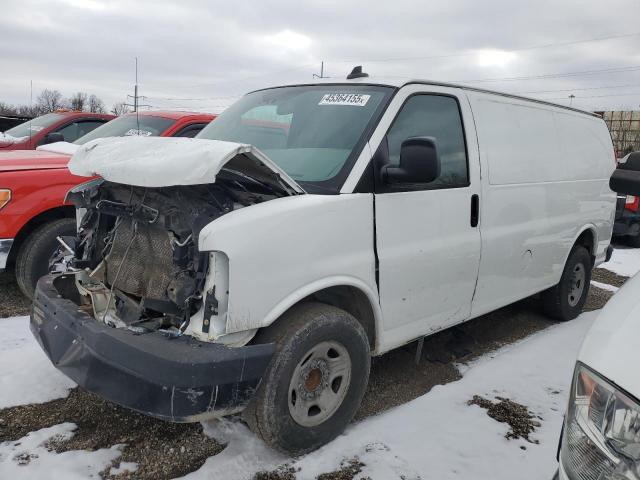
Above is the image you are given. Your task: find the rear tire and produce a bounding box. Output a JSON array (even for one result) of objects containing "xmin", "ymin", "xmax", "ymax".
[
  {"xmin": 541, "ymin": 246, "xmax": 592, "ymax": 321},
  {"xmin": 243, "ymin": 302, "xmax": 370, "ymax": 455},
  {"xmin": 627, "ymin": 234, "xmax": 640, "ymax": 248},
  {"xmin": 15, "ymin": 218, "xmax": 76, "ymax": 299}
]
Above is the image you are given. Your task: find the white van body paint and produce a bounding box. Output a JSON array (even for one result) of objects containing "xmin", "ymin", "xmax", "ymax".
[{"xmin": 197, "ymin": 193, "xmax": 383, "ymax": 349}]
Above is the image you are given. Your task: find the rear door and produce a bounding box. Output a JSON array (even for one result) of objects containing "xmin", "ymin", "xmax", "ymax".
[{"xmin": 372, "ymin": 85, "xmax": 482, "ymax": 348}]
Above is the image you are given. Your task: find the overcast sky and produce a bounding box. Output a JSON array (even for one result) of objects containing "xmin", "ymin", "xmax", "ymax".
[{"xmin": 1, "ymin": 0, "xmax": 639, "ymax": 114}]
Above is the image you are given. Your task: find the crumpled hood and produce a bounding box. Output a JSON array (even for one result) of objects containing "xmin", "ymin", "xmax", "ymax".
[
  {"xmin": 0, "ymin": 149, "xmax": 71, "ymax": 172},
  {"xmin": 68, "ymin": 136, "xmax": 305, "ymax": 194},
  {"xmin": 578, "ymin": 272, "xmax": 640, "ymax": 399}
]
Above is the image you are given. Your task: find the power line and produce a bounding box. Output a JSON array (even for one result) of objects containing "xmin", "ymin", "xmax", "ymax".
[
  {"xmin": 460, "ymin": 65, "xmax": 640, "ymax": 83},
  {"xmin": 514, "ymin": 83, "xmax": 640, "ymax": 94},
  {"xmin": 327, "ymin": 32, "xmax": 640, "ymax": 64}
]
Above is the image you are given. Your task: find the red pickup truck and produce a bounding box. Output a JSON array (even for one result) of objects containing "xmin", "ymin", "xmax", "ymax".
[
  {"xmin": 0, "ymin": 110, "xmax": 215, "ymax": 297},
  {"xmin": 0, "ymin": 111, "xmax": 115, "ymax": 150}
]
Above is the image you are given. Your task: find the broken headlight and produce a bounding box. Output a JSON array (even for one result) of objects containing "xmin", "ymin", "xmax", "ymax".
[{"xmin": 561, "ymin": 363, "xmax": 640, "ymax": 480}]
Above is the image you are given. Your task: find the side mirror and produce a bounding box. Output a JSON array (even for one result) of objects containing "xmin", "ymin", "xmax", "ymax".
[
  {"xmin": 41, "ymin": 132, "xmax": 65, "ymax": 145},
  {"xmin": 384, "ymin": 136, "xmax": 441, "ymax": 184},
  {"xmin": 610, "ymin": 152, "xmax": 640, "ymax": 196}
]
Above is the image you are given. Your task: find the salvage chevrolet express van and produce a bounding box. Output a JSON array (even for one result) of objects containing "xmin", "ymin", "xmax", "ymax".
[{"xmin": 31, "ymin": 69, "xmax": 616, "ymax": 454}]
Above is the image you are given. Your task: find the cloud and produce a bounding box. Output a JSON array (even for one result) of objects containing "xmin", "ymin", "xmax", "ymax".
[{"xmin": 0, "ymin": 0, "xmax": 639, "ymax": 113}]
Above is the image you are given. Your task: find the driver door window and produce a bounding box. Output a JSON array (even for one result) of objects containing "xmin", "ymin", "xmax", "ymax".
[{"xmin": 385, "ymin": 94, "xmax": 469, "ymax": 189}]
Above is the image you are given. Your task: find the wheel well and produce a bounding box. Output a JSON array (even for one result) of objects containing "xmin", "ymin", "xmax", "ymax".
[
  {"xmin": 308, "ymin": 286, "xmax": 377, "ymax": 351},
  {"xmin": 255, "ymin": 285, "xmax": 378, "ymax": 352},
  {"xmin": 6, "ymin": 206, "xmax": 75, "ymax": 269},
  {"xmin": 575, "ymin": 228, "xmax": 596, "ymax": 265}
]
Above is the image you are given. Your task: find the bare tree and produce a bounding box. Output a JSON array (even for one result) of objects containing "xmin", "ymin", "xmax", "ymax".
[
  {"xmin": 69, "ymin": 92, "xmax": 88, "ymax": 111},
  {"xmin": 88, "ymin": 94, "xmax": 106, "ymax": 113},
  {"xmin": 0, "ymin": 102, "xmax": 18, "ymax": 115},
  {"xmin": 37, "ymin": 89, "xmax": 64, "ymax": 113},
  {"xmin": 110, "ymin": 102, "xmax": 130, "ymax": 116}
]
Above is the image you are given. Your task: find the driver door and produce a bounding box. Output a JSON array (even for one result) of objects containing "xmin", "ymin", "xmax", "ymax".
[{"xmin": 373, "ymin": 86, "xmax": 482, "ymax": 349}]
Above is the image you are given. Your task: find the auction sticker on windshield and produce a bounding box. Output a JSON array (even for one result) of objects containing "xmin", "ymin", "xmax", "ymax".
[{"xmin": 318, "ymin": 93, "xmax": 371, "ymax": 106}]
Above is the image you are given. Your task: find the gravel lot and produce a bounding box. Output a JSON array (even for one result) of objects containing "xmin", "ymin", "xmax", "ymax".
[{"xmin": 0, "ymin": 267, "xmax": 623, "ymax": 479}]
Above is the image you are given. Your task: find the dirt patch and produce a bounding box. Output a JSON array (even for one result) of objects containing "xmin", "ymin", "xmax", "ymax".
[
  {"xmin": 316, "ymin": 458, "xmax": 366, "ymax": 480},
  {"xmin": 468, "ymin": 395, "xmax": 540, "ymax": 442},
  {"xmin": 585, "ymin": 284, "xmax": 615, "ymax": 311},
  {"xmin": 254, "ymin": 458, "xmax": 365, "ymax": 480},
  {"xmin": 592, "ymin": 267, "xmax": 628, "ymax": 288},
  {"xmin": 254, "ymin": 465, "xmax": 298, "ymax": 480},
  {"xmin": 0, "ymin": 388, "xmax": 224, "ymax": 480},
  {"xmin": 0, "ymin": 271, "xmax": 31, "ymax": 318}
]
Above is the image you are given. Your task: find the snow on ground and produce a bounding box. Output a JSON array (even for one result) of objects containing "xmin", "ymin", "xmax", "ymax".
[
  {"xmin": 0, "ymin": 423, "xmax": 122, "ymax": 479},
  {"xmin": 600, "ymin": 247, "xmax": 640, "ymax": 277},
  {"xmin": 0, "ymin": 316, "xmax": 75, "ymax": 409},
  {"xmin": 591, "ymin": 280, "xmax": 619, "ymax": 292},
  {"xmin": 185, "ymin": 311, "xmax": 598, "ymax": 480}
]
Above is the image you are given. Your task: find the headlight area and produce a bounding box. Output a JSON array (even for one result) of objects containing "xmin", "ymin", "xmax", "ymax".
[
  {"xmin": 561, "ymin": 362, "xmax": 640, "ymax": 480},
  {"xmin": 0, "ymin": 189, "xmax": 11, "ymax": 210}
]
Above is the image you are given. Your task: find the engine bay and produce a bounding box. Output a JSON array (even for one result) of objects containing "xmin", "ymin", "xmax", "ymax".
[{"xmin": 58, "ymin": 170, "xmax": 289, "ymax": 335}]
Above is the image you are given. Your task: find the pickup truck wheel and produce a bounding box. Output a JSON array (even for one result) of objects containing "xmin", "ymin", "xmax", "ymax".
[
  {"xmin": 243, "ymin": 302, "xmax": 370, "ymax": 455},
  {"xmin": 15, "ymin": 218, "xmax": 76, "ymax": 299},
  {"xmin": 541, "ymin": 246, "xmax": 592, "ymax": 321}
]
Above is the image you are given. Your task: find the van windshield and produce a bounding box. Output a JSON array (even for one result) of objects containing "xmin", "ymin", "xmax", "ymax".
[{"xmin": 197, "ymin": 85, "xmax": 393, "ymax": 192}]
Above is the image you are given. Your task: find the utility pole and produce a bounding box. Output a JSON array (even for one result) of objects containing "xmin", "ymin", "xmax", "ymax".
[
  {"xmin": 313, "ymin": 61, "xmax": 326, "ymax": 79},
  {"xmin": 125, "ymin": 57, "xmax": 149, "ymax": 112},
  {"xmin": 569, "ymin": 94, "xmax": 575, "ymax": 106}
]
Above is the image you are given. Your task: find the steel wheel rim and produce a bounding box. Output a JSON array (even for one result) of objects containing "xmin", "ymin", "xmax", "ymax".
[
  {"xmin": 568, "ymin": 263, "xmax": 586, "ymax": 307},
  {"xmin": 288, "ymin": 340, "xmax": 352, "ymax": 427}
]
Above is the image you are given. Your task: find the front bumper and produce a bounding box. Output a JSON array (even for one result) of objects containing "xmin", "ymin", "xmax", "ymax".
[
  {"xmin": 30, "ymin": 274, "xmax": 275, "ymax": 422},
  {"xmin": 0, "ymin": 238, "xmax": 13, "ymax": 270}
]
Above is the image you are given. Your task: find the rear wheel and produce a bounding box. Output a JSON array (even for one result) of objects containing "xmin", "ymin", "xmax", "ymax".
[
  {"xmin": 243, "ymin": 302, "xmax": 370, "ymax": 455},
  {"xmin": 627, "ymin": 234, "xmax": 640, "ymax": 248},
  {"xmin": 15, "ymin": 218, "xmax": 76, "ymax": 299},
  {"xmin": 541, "ymin": 246, "xmax": 592, "ymax": 321}
]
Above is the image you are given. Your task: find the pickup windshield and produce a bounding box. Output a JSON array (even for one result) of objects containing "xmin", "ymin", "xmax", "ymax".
[
  {"xmin": 4, "ymin": 113, "xmax": 64, "ymax": 139},
  {"xmin": 74, "ymin": 114, "xmax": 174, "ymax": 145},
  {"xmin": 197, "ymin": 85, "xmax": 393, "ymax": 193}
]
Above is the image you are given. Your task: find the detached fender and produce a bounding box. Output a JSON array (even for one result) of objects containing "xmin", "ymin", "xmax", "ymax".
[{"xmin": 198, "ymin": 193, "xmax": 380, "ymax": 340}]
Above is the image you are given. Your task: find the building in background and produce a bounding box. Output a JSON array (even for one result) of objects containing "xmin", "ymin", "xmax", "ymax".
[{"xmin": 595, "ymin": 111, "xmax": 640, "ymax": 158}]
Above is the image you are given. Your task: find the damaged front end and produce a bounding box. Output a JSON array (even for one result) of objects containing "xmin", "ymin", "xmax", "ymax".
[{"xmin": 30, "ymin": 137, "xmax": 303, "ymax": 421}]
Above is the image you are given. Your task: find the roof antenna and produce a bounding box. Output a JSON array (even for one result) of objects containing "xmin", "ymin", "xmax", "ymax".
[{"xmin": 347, "ymin": 66, "xmax": 368, "ymax": 80}]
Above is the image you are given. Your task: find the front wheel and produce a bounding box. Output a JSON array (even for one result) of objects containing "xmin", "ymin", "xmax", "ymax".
[
  {"xmin": 541, "ymin": 246, "xmax": 592, "ymax": 321},
  {"xmin": 243, "ymin": 302, "xmax": 370, "ymax": 455},
  {"xmin": 15, "ymin": 218, "xmax": 77, "ymax": 299}
]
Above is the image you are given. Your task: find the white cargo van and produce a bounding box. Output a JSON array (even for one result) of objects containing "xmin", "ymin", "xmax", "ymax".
[{"xmin": 31, "ymin": 68, "xmax": 616, "ymax": 454}]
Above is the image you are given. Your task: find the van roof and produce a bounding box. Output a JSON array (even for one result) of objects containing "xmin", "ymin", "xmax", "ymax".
[{"xmin": 251, "ymin": 76, "xmax": 600, "ymax": 118}]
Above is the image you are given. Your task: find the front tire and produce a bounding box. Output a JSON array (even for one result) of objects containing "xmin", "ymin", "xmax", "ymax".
[
  {"xmin": 15, "ymin": 218, "xmax": 77, "ymax": 299},
  {"xmin": 244, "ymin": 302, "xmax": 370, "ymax": 455},
  {"xmin": 541, "ymin": 246, "xmax": 592, "ymax": 321}
]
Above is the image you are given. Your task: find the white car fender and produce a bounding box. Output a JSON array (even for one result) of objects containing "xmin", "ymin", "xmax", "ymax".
[{"xmin": 197, "ymin": 193, "xmax": 382, "ymax": 347}]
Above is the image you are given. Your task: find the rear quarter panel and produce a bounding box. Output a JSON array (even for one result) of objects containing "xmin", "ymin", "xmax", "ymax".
[{"xmin": 467, "ymin": 91, "xmax": 616, "ymax": 317}]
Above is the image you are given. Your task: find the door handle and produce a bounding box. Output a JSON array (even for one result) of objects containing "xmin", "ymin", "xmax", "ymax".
[{"xmin": 470, "ymin": 194, "xmax": 479, "ymax": 227}]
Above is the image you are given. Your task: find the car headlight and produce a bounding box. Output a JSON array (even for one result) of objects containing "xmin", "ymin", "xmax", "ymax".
[
  {"xmin": 0, "ymin": 189, "xmax": 11, "ymax": 210},
  {"xmin": 562, "ymin": 363, "xmax": 640, "ymax": 479}
]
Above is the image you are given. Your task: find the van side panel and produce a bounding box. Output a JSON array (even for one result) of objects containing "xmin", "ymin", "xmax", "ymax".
[{"xmin": 467, "ymin": 92, "xmax": 615, "ymax": 318}]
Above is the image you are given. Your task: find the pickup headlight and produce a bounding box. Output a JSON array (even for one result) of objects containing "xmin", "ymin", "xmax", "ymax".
[
  {"xmin": 0, "ymin": 189, "xmax": 11, "ymax": 210},
  {"xmin": 562, "ymin": 363, "xmax": 640, "ymax": 479}
]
